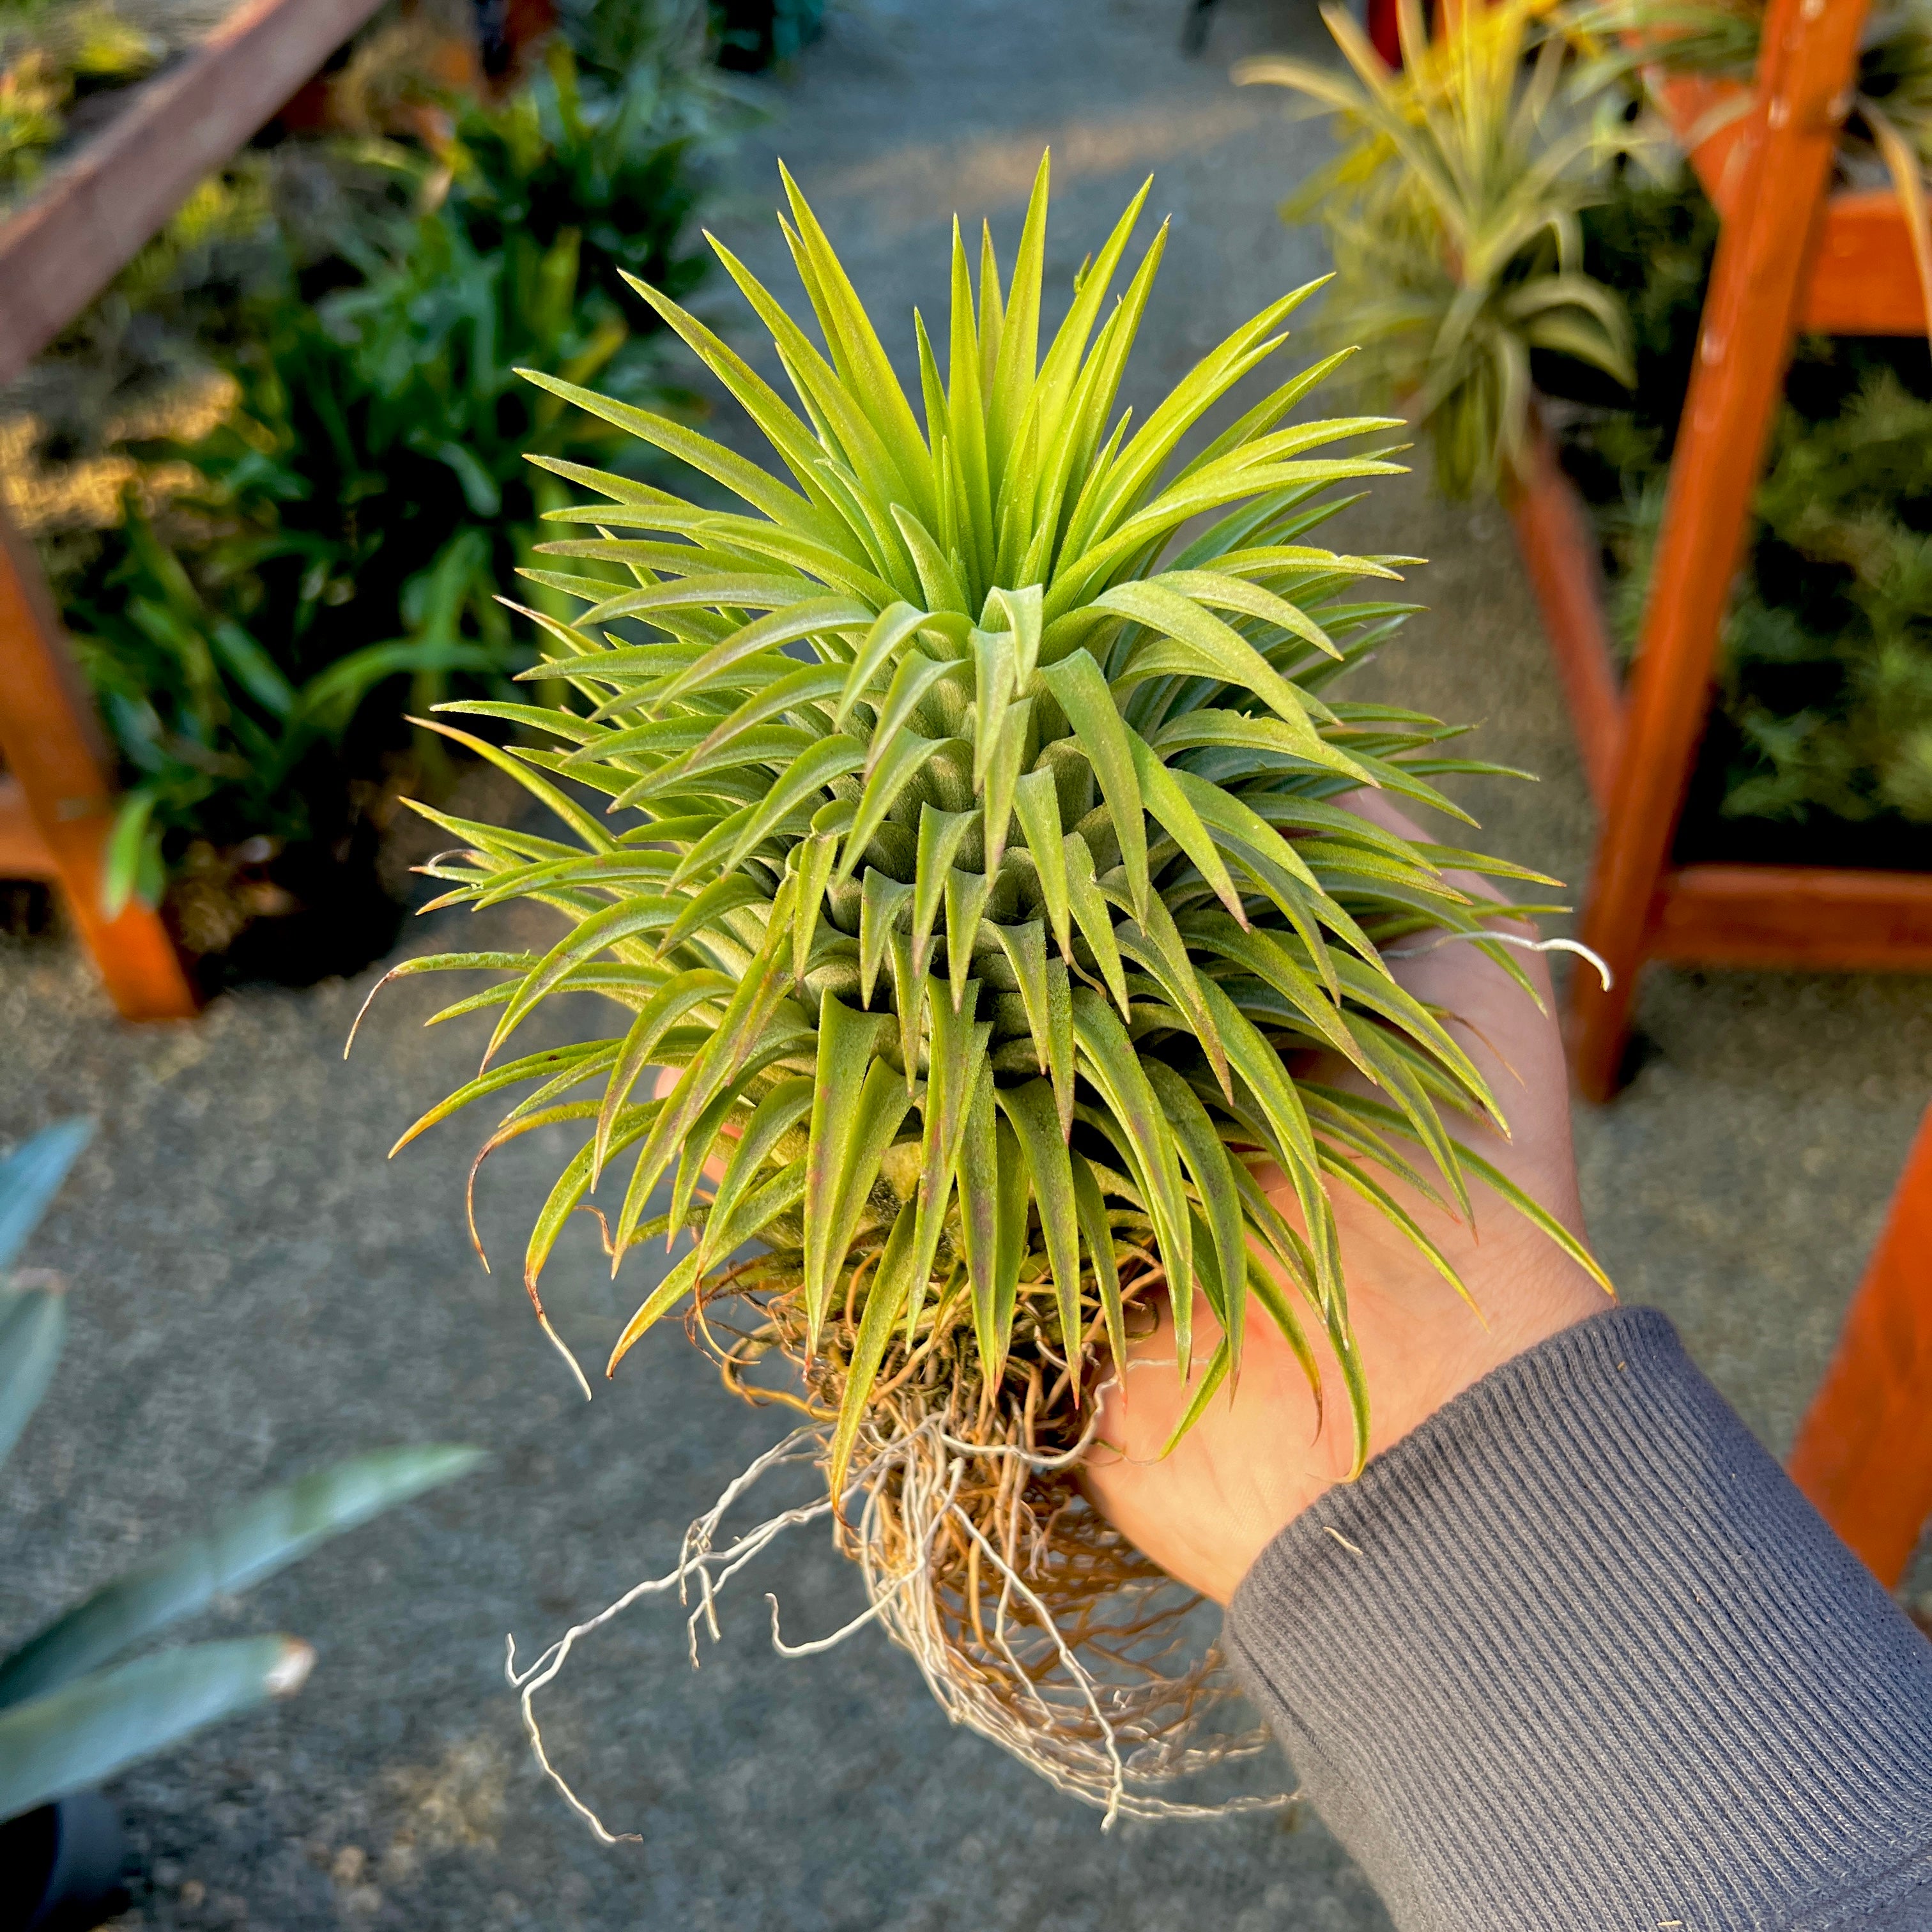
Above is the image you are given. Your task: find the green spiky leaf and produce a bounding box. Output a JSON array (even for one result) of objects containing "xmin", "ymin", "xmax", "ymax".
[{"xmin": 378, "ymin": 152, "xmax": 1598, "ymax": 1501}]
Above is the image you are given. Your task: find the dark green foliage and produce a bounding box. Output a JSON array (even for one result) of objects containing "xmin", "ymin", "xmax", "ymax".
[
  {"xmin": 1538, "ymin": 162, "xmax": 1718, "ymax": 434},
  {"xmin": 1543, "ymin": 166, "xmax": 1932, "ymax": 851},
  {"xmin": 711, "ymin": 0, "xmax": 823, "ymax": 71},
  {"xmin": 0, "ymin": 3, "xmax": 158, "ymax": 209},
  {"xmin": 43, "ymin": 19, "xmax": 724, "ymax": 930},
  {"xmin": 62, "ymin": 208, "xmax": 658, "ymax": 912},
  {"xmin": 1728, "ymin": 376, "xmax": 1932, "ymax": 827},
  {"xmin": 443, "ymin": 40, "xmax": 713, "ymax": 324}
]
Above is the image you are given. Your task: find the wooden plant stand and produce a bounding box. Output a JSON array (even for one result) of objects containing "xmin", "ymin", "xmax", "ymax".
[
  {"xmin": 1503, "ymin": 0, "xmax": 1932, "ymax": 1103},
  {"xmin": 1789, "ymin": 1100, "xmax": 1932, "ymax": 1589},
  {"xmin": 0, "ymin": 0, "xmax": 394, "ymax": 1018}
]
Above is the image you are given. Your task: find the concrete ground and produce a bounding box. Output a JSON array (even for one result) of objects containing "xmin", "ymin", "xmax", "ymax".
[{"xmin": 3, "ymin": 0, "xmax": 1929, "ymax": 1927}]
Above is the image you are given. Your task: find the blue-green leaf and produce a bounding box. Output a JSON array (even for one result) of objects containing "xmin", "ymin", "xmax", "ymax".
[
  {"xmin": 0, "ymin": 1121, "xmax": 90, "ymax": 1278},
  {"xmin": 0, "ymin": 1637, "xmax": 316, "ymax": 1821},
  {"xmin": 0, "ymin": 1284, "xmax": 64, "ymax": 1472},
  {"xmin": 0, "ymin": 1447, "xmax": 482, "ymax": 1710}
]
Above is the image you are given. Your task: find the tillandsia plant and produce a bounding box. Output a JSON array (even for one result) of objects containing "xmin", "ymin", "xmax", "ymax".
[
  {"xmin": 362, "ymin": 154, "xmax": 1607, "ymax": 1823},
  {"xmin": 1235, "ymin": 0, "xmax": 1639, "ymax": 498}
]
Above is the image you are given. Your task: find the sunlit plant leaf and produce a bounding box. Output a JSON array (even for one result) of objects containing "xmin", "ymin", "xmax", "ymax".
[{"xmin": 379, "ymin": 151, "xmax": 1610, "ymax": 1471}]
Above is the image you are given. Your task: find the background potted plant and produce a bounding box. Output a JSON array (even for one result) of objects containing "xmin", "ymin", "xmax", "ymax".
[
  {"xmin": 0, "ymin": 1119, "xmax": 480, "ymax": 1930},
  {"xmin": 0, "ymin": 0, "xmax": 728, "ymax": 986}
]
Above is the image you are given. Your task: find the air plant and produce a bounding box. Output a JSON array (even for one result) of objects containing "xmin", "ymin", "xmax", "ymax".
[
  {"xmin": 1236, "ymin": 0, "xmax": 1639, "ymax": 498},
  {"xmin": 362, "ymin": 153, "xmax": 1606, "ymax": 1824}
]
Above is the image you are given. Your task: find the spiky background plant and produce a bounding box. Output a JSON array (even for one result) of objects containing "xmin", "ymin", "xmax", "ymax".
[
  {"xmin": 1236, "ymin": 0, "xmax": 1639, "ymax": 498},
  {"xmin": 364, "ymin": 154, "xmax": 1604, "ymax": 1822}
]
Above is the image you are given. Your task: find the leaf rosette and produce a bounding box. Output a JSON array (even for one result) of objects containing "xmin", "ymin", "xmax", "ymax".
[{"xmin": 365, "ymin": 153, "xmax": 1604, "ymax": 1817}]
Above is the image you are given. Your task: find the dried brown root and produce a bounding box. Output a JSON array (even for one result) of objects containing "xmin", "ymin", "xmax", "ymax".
[{"xmin": 505, "ymin": 1249, "xmax": 1298, "ymax": 1835}]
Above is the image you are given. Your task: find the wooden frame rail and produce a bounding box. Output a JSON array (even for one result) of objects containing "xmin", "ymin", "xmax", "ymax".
[
  {"xmin": 1652, "ymin": 65, "xmax": 1928, "ymax": 337},
  {"xmin": 0, "ymin": 0, "xmax": 390, "ymax": 1017},
  {"xmin": 1789, "ymin": 1101, "xmax": 1932, "ymax": 1588},
  {"xmin": 1501, "ymin": 0, "xmax": 1930, "ymax": 1101},
  {"xmin": 1480, "ymin": 9, "xmax": 1932, "ymax": 1601},
  {"xmin": 0, "ymin": 0, "xmax": 389, "ymax": 388}
]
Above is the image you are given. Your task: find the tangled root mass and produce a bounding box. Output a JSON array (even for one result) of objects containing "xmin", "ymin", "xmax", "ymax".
[{"xmin": 507, "ymin": 1240, "xmax": 1296, "ymax": 1833}]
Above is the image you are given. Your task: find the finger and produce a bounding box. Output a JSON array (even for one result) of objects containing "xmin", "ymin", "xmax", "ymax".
[
  {"xmin": 1314, "ymin": 795, "xmax": 1581, "ymax": 1233},
  {"xmin": 1333, "ymin": 785, "xmax": 1560, "ymax": 1031},
  {"xmin": 1089, "ymin": 1287, "xmax": 1225, "ymax": 1464},
  {"xmin": 648, "ymin": 1064, "xmax": 738, "ymax": 1186}
]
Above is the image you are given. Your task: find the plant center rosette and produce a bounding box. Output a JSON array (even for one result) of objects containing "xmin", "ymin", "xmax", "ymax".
[{"xmin": 359, "ymin": 154, "xmax": 1601, "ymax": 1828}]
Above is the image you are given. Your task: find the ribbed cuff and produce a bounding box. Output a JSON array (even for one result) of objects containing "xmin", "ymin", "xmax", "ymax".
[{"xmin": 1225, "ymin": 1307, "xmax": 1932, "ymax": 1932}]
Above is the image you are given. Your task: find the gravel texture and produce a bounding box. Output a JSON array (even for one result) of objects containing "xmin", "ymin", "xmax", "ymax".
[{"xmin": 3, "ymin": 0, "xmax": 1928, "ymax": 1926}]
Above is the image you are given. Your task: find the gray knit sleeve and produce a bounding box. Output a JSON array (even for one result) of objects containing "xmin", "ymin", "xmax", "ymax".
[{"xmin": 1223, "ymin": 1307, "xmax": 1932, "ymax": 1932}]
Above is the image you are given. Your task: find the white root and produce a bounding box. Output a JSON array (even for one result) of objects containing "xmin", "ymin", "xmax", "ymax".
[
  {"xmin": 505, "ymin": 1409, "xmax": 1298, "ymax": 1841},
  {"xmin": 503, "ymin": 1426, "xmax": 828, "ymax": 1843},
  {"xmin": 1382, "ymin": 929, "xmax": 1615, "ymax": 988}
]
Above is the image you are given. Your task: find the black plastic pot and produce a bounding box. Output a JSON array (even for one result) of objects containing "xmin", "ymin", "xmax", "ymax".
[{"xmin": 0, "ymin": 1792, "xmax": 128, "ymax": 1932}]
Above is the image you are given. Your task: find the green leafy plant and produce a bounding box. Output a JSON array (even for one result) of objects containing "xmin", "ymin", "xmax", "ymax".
[
  {"xmin": 0, "ymin": 47, "xmax": 70, "ymax": 202},
  {"xmin": 1729, "ymin": 371, "xmax": 1932, "ymax": 823},
  {"xmin": 53, "ymin": 19, "xmax": 723, "ymax": 938},
  {"xmin": 1579, "ymin": 363, "xmax": 1932, "ymax": 832},
  {"xmin": 1236, "ymin": 0, "xmax": 1637, "ymax": 498},
  {"xmin": 0, "ymin": 1, "xmax": 158, "ymax": 209},
  {"xmin": 1550, "ymin": 165, "xmax": 1932, "ymax": 847},
  {"xmin": 368, "ymin": 155, "xmax": 1606, "ymax": 1820},
  {"xmin": 556, "ymin": 0, "xmax": 709, "ymax": 80},
  {"xmin": 1, "ymin": 0, "xmax": 727, "ymax": 957},
  {"xmin": 445, "ymin": 36, "xmax": 716, "ymax": 325},
  {"xmin": 69, "ymin": 482, "xmax": 512, "ymax": 919},
  {"xmin": 0, "ymin": 1121, "xmax": 481, "ymax": 1824}
]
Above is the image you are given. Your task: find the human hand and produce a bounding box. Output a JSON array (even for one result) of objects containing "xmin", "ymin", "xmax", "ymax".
[{"xmin": 1082, "ymin": 793, "xmax": 1610, "ymax": 1604}]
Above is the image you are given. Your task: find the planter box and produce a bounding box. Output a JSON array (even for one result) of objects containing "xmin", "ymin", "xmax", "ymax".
[
  {"xmin": 1508, "ymin": 426, "xmax": 1932, "ymax": 982},
  {"xmin": 1513, "ymin": 0, "xmax": 1931, "ymax": 1101}
]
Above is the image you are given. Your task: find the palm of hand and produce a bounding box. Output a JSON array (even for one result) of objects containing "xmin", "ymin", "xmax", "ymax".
[{"xmin": 1082, "ymin": 799, "xmax": 1610, "ymax": 1605}]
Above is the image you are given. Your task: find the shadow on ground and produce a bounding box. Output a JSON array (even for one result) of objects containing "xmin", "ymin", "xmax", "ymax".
[{"xmin": 2, "ymin": 0, "xmax": 1927, "ymax": 1926}]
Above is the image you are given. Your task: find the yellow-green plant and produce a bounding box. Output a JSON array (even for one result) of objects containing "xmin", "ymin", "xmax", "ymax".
[
  {"xmin": 367, "ymin": 155, "xmax": 1604, "ymax": 1817},
  {"xmin": 0, "ymin": 3, "xmax": 157, "ymax": 208},
  {"xmin": 1238, "ymin": 0, "xmax": 1636, "ymax": 497}
]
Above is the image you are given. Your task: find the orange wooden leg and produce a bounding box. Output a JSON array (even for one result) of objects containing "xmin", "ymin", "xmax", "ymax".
[
  {"xmin": 1567, "ymin": 939, "xmax": 1644, "ymax": 1105},
  {"xmin": 1506, "ymin": 425, "xmax": 1626, "ymax": 813},
  {"xmin": 1789, "ymin": 1103, "xmax": 1932, "ymax": 1588},
  {"xmin": 0, "ymin": 503, "xmax": 197, "ymax": 1021},
  {"xmin": 49, "ymin": 841, "xmax": 201, "ymax": 1022},
  {"xmin": 1568, "ymin": 0, "xmax": 1871, "ymax": 1101}
]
